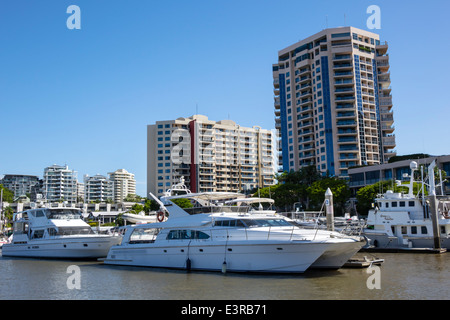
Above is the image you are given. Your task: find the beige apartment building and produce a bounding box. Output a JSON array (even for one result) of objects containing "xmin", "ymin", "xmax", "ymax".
[
  {"xmin": 108, "ymin": 169, "xmax": 136, "ymax": 203},
  {"xmin": 147, "ymin": 115, "xmax": 277, "ymax": 197},
  {"xmin": 273, "ymin": 26, "xmax": 395, "ymax": 177}
]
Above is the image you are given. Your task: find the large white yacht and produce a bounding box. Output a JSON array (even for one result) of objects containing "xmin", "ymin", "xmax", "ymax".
[
  {"xmin": 2, "ymin": 207, "xmax": 122, "ymax": 259},
  {"xmin": 103, "ymin": 189, "xmax": 364, "ymax": 273},
  {"xmin": 364, "ymin": 161, "xmax": 450, "ymax": 251}
]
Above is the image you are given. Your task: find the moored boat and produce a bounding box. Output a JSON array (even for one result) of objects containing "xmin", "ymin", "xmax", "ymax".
[
  {"xmin": 2, "ymin": 207, "xmax": 122, "ymax": 259},
  {"xmin": 103, "ymin": 186, "xmax": 364, "ymax": 273}
]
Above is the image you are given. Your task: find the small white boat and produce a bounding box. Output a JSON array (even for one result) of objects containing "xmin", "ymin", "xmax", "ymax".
[
  {"xmin": 2, "ymin": 207, "xmax": 122, "ymax": 259},
  {"xmin": 122, "ymin": 211, "xmax": 158, "ymax": 224}
]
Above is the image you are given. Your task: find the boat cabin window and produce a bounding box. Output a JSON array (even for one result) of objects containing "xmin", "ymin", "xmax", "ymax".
[
  {"xmin": 56, "ymin": 227, "xmax": 94, "ymax": 235},
  {"xmin": 129, "ymin": 228, "xmax": 161, "ymax": 244},
  {"xmin": 401, "ymin": 226, "xmax": 407, "ymax": 234},
  {"xmin": 385, "ymin": 202, "xmax": 389, "ymax": 208},
  {"xmin": 421, "ymin": 226, "xmax": 427, "ymax": 234},
  {"xmin": 411, "ymin": 226, "xmax": 417, "ymax": 234},
  {"xmin": 409, "ymin": 201, "xmax": 415, "ymax": 207},
  {"xmin": 46, "ymin": 209, "xmax": 83, "ymax": 220},
  {"xmin": 399, "ymin": 201, "xmax": 405, "ymax": 207},
  {"xmin": 391, "ymin": 202, "xmax": 398, "ymax": 207},
  {"xmin": 214, "ymin": 219, "xmax": 246, "ymax": 227},
  {"xmin": 166, "ymin": 230, "xmax": 210, "ymax": 240},
  {"xmin": 32, "ymin": 229, "xmax": 45, "ymax": 239},
  {"xmin": 13, "ymin": 221, "xmax": 29, "ymax": 234},
  {"xmin": 241, "ymin": 219, "xmax": 293, "ymax": 228},
  {"xmin": 29, "ymin": 210, "xmax": 46, "ymax": 218},
  {"xmin": 48, "ymin": 228, "xmax": 58, "ymax": 236}
]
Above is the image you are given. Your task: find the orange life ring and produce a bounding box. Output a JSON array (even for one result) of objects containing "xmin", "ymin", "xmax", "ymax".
[{"xmin": 157, "ymin": 211, "xmax": 165, "ymax": 222}]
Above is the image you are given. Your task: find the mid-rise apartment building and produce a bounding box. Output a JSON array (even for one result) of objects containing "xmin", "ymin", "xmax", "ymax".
[
  {"xmin": 108, "ymin": 169, "xmax": 136, "ymax": 203},
  {"xmin": 0, "ymin": 174, "xmax": 42, "ymax": 201},
  {"xmin": 273, "ymin": 27, "xmax": 396, "ymax": 177},
  {"xmin": 147, "ymin": 115, "xmax": 277, "ymax": 197},
  {"xmin": 84, "ymin": 174, "xmax": 113, "ymax": 203},
  {"xmin": 43, "ymin": 165, "xmax": 78, "ymax": 203}
]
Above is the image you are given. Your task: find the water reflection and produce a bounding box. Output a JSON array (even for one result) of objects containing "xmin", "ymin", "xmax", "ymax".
[{"xmin": 1, "ymin": 252, "xmax": 449, "ymax": 300}]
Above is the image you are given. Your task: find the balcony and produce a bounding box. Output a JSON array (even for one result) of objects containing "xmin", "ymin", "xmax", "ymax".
[
  {"xmin": 382, "ymin": 135, "xmax": 396, "ymax": 147},
  {"xmin": 336, "ymin": 120, "xmax": 357, "ymax": 127},
  {"xmin": 379, "ymin": 96, "xmax": 392, "ymax": 107},
  {"xmin": 376, "ymin": 41, "xmax": 388, "ymax": 55},
  {"xmin": 381, "ymin": 125, "xmax": 395, "ymax": 133}
]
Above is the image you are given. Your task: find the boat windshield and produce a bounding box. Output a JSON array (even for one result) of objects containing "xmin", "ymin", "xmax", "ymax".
[
  {"xmin": 46, "ymin": 209, "xmax": 83, "ymax": 220},
  {"xmin": 241, "ymin": 219, "xmax": 294, "ymax": 228}
]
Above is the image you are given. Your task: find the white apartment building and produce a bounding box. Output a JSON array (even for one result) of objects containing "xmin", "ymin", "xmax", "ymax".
[
  {"xmin": 108, "ymin": 169, "xmax": 136, "ymax": 203},
  {"xmin": 273, "ymin": 27, "xmax": 396, "ymax": 177},
  {"xmin": 147, "ymin": 114, "xmax": 277, "ymax": 197},
  {"xmin": 84, "ymin": 174, "xmax": 113, "ymax": 203},
  {"xmin": 43, "ymin": 165, "xmax": 78, "ymax": 204}
]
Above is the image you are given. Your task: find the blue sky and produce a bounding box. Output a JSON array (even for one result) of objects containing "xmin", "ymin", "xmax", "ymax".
[{"xmin": 1, "ymin": 0, "xmax": 449, "ymax": 196}]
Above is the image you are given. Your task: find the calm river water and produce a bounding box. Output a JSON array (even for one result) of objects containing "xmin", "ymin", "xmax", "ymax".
[{"xmin": 1, "ymin": 251, "xmax": 449, "ymax": 302}]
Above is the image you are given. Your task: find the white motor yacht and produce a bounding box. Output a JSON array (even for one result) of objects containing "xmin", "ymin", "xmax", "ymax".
[
  {"xmin": 103, "ymin": 190, "xmax": 364, "ymax": 273},
  {"xmin": 2, "ymin": 207, "xmax": 122, "ymax": 259},
  {"xmin": 364, "ymin": 161, "xmax": 450, "ymax": 251}
]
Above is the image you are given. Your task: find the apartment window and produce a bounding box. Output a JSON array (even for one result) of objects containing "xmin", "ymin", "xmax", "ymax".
[
  {"xmin": 332, "ymin": 32, "xmax": 351, "ymax": 38},
  {"xmin": 158, "ymin": 124, "xmax": 163, "ymax": 128},
  {"xmin": 165, "ymin": 124, "xmax": 170, "ymax": 128},
  {"xmin": 158, "ymin": 131, "xmax": 163, "ymax": 135}
]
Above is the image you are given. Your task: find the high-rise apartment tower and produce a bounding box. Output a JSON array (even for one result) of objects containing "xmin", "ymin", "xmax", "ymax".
[{"xmin": 273, "ymin": 27, "xmax": 396, "ymax": 177}]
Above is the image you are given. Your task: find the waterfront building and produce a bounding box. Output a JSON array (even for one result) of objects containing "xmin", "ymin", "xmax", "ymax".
[
  {"xmin": 348, "ymin": 154, "xmax": 450, "ymax": 196},
  {"xmin": 108, "ymin": 169, "xmax": 136, "ymax": 203},
  {"xmin": 0, "ymin": 174, "xmax": 42, "ymax": 201},
  {"xmin": 273, "ymin": 26, "xmax": 396, "ymax": 177},
  {"xmin": 147, "ymin": 114, "xmax": 277, "ymax": 197},
  {"xmin": 43, "ymin": 165, "xmax": 78, "ymax": 204},
  {"xmin": 84, "ymin": 174, "xmax": 113, "ymax": 203}
]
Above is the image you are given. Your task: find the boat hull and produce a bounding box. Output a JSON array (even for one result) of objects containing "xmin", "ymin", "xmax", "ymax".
[
  {"xmin": 103, "ymin": 240, "xmax": 329, "ymax": 273},
  {"xmin": 1, "ymin": 236, "xmax": 122, "ymax": 259},
  {"xmin": 363, "ymin": 231, "xmax": 450, "ymax": 251},
  {"xmin": 310, "ymin": 238, "xmax": 365, "ymax": 269}
]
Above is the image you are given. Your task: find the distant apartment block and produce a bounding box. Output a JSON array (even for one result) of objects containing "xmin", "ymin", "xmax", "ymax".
[
  {"xmin": 273, "ymin": 27, "xmax": 396, "ymax": 177},
  {"xmin": 147, "ymin": 114, "xmax": 277, "ymax": 197},
  {"xmin": 84, "ymin": 174, "xmax": 113, "ymax": 203},
  {"xmin": 108, "ymin": 169, "xmax": 136, "ymax": 203},
  {"xmin": 43, "ymin": 165, "xmax": 78, "ymax": 203},
  {"xmin": 348, "ymin": 154, "xmax": 450, "ymax": 196},
  {"xmin": 0, "ymin": 174, "xmax": 42, "ymax": 201}
]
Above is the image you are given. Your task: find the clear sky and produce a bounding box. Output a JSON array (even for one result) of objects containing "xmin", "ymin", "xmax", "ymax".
[{"xmin": 1, "ymin": 0, "xmax": 449, "ymax": 196}]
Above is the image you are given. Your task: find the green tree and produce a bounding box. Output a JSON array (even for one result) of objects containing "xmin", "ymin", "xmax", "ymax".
[
  {"xmin": 129, "ymin": 203, "xmax": 144, "ymax": 214},
  {"xmin": 143, "ymin": 199, "xmax": 159, "ymax": 213},
  {"xmin": 308, "ymin": 177, "xmax": 350, "ymax": 215},
  {"xmin": 171, "ymin": 198, "xmax": 193, "ymax": 209},
  {"xmin": 0, "ymin": 185, "xmax": 14, "ymax": 203},
  {"xmin": 356, "ymin": 180, "xmax": 398, "ymax": 215}
]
